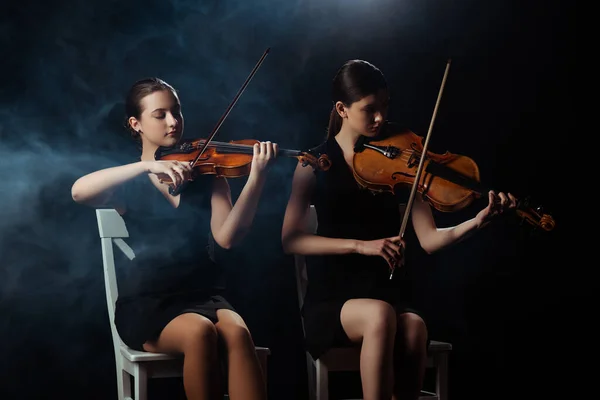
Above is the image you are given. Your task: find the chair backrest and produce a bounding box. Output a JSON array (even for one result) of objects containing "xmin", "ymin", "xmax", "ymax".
[
  {"xmin": 96, "ymin": 209, "xmax": 136, "ymax": 349},
  {"xmin": 293, "ymin": 205, "xmax": 317, "ymax": 333}
]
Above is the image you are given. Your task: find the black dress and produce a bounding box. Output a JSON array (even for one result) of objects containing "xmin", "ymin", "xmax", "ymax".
[
  {"xmin": 113, "ymin": 173, "xmax": 235, "ymax": 351},
  {"xmin": 302, "ymin": 130, "xmax": 427, "ymax": 360}
]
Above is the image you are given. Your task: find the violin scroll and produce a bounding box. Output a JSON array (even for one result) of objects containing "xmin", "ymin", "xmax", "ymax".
[
  {"xmin": 515, "ymin": 196, "xmax": 556, "ymax": 232},
  {"xmin": 298, "ymin": 152, "xmax": 332, "ymax": 171}
]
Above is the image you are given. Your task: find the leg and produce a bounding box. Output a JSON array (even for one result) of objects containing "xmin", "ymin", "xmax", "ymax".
[
  {"xmin": 340, "ymin": 299, "xmax": 397, "ymax": 400},
  {"xmin": 392, "ymin": 312, "xmax": 428, "ymax": 400},
  {"xmin": 215, "ymin": 309, "xmax": 267, "ymax": 400},
  {"xmin": 142, "ymin": 313, "xmax": 220, "ymax": 400}
]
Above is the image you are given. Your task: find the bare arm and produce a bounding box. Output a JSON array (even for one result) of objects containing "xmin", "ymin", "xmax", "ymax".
[
  {"xmin": 71, "ymin": 161, "xmax": 149, "ymax": 209},
  {"xmin": 410, "ymin": 190, "xmax": 515, "ymax": 254},
  {"xmin": 210, "ymin": 141, "xmax": 279, "ymax": 249},
  {"xmin": 210, "ymin": 175, "xmax": 269, "ymax": 249},
  {"xmin": 71, "ymin": 159, "xmax": 192, "ymax": 210},
  {"xmin": 281, "ymin": 162, "xmax": 359, "ymax": 256}
]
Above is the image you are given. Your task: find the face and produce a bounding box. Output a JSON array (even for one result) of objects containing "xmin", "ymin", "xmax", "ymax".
[
  {"xmin": 336, "ymin": 88, "xmax": 389, "ymax": 137},
  {"xmin": 129, "ymin": 89, "xmax": 184, "ymax": 148}
]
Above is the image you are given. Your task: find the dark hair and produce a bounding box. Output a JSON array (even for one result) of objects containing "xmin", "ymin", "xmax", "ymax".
[
  {"xmin": 327, "ymin": 60, "xmax": 387, "ymax": 138},
  {"xmin": 124, "ymin": 77, "xmax": 178, "ymax": 141}
]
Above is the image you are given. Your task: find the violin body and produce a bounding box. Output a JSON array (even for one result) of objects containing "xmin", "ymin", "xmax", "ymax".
[
  {"xmin": 155, "ymin": 137, "xmax": 331, "ymax": 180},
  {"xmin": 353, "ymin": 126, "xmax": 555, "ymax": 232},
  {"xmin": 354, "ymin": 128, "xmax": 482, "ymax": 212},
  {"xmin": 157, "ymin": 138, "xmax": 257, "ymax": 178}
]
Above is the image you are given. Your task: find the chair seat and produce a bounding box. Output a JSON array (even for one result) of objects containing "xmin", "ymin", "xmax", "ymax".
[
  {"xmin": 428, "ymin": 340, "xmax": 452, "ymax": 352},
  {"xmin": 121, "ymin": 346, "xmax": 181, "ymax": 362},
  {"xmin": 121, "ymin": 345, "xmax": 272, "ymax": 363}
]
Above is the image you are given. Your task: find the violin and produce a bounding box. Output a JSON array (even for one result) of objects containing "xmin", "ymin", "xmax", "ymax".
[
  {"xmin": 353, "ymin": 127, "xmax": 556, "ymax": 232},
  {"xmin": 358, "ymin": 60, "xmax": 554, "ymax": 280},
  {"xmin": 155, "ymin": 137, "xmax": 331, "ymax": 179},
  {"xmin": 152, "ymin": 47, "xmax": 332, "ymax": 196}
]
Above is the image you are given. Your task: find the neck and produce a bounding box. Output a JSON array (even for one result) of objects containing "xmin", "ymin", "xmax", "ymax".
[
  {"xmin": 335, "ymin": 125, "xmax": 362, "ymax": 155},
  {"xmin": 140, "ymin": 142, "xmax": 160, "ymax": 161}
]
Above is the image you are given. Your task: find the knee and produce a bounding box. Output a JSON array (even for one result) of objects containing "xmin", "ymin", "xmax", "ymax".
[
  {"xmin": 216, "ymin": 322, "xmax": 255, "ymax": 350},
  {"xmin": 181, "ymin": 317, "xmax": 218, "ymax": 351},
  {"xmin": 396, "ymin": 313, "xmax": 428, "ymax": 353},
  {"xmin": 366, "ymin": 302, "xmax": 397, "ymax": 339}
]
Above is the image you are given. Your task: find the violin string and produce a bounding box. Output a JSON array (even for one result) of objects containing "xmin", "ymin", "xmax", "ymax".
[
  {"xmin": 192, "ymin": 141, "xmax": 253, "ymax": 151},
  {"xmin": 191, "ymin": 140, "xmax": 300, "ymax": 155}
]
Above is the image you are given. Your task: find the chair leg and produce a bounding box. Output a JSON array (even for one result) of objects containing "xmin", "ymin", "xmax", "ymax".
[
  {"xmin": 315, "ymin": 360, "xmax": 329, "ymax": 400},
  {"xmin": 257, "ymin": 351, "xmax": 269, "ymax": 388},
  {"xmin": 120, "ymin": 365, "xmax": 131, "ymax": 400},
  {"xmin": 306, "ymin": 353, "xmax": 317, "ymax": 400},
  {"xmin": 436, "ymin": 353, "xmax": 449, "ymax": 400},
  {"xmin": 133, "ymin": 364, "xmax": 148, "ymax": 400}
]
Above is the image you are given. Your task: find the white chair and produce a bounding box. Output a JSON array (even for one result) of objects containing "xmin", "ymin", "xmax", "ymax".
[
  {"xmin": 96, "ymin": 208, "xmax": 270, "ymax": 400},
  {"xmin": 294, "ymin": 205, "xmax": 452, "ymax": 400}
]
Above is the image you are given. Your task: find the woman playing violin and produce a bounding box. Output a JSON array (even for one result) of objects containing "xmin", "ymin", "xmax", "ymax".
[
  {"xmin": 281, "ymin": 60, "xmax": 516, "ymax": 400},
  {"xmin": 71, "ymin": 77, "xmax": 275, "ymax": 400}
]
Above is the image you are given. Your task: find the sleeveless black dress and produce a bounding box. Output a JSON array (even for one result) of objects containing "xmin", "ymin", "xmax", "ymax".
[
  {"xmin": 302, "ymin": 129, "xmax": 427, "ymax": 360},
  {"xmin": 113, "ymin": 173, "xmax": 235, "ymax": 351}
]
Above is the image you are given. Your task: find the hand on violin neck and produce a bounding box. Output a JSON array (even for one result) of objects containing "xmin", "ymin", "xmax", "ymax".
[
  {"xmin": 475, "ymin": 190, "xmax": 518, "ymax": 228},
  {"xmin": 249, "ymin": 141, "xmax": 279, "ymax": 180}
]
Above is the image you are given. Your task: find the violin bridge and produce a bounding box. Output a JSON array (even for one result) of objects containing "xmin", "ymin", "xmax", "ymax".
[{"xmin": 407, "ymin": 152, "xmax": 418, "ymax": 168}]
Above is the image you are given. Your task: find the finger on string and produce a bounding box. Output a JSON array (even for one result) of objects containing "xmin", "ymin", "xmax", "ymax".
[
  {"xmin": 508, "ymin": 193, "xmax": 518, "ymax": 208},
  {"xmin": 260, "ymin": 141, "xmax": 267, "ymax": 157},
  {"xmin": 265, "ymin": 141, "xmax": 273, "ymax": 159},
  {"xmin": 488, "ymin": 190, "xmax": 496, "ymax": 206},
  {"xmin": 498, "ymin": 192, "xmax": 508, "ymax": 207}
]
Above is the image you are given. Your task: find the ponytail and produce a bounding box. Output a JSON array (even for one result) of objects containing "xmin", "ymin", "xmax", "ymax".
[
  {"xmin": 327, "ymin": 59, "xmax": 387, "ymax": 139},
  {"xmin": 327, "ymin": 106, "xmax": 342, "ymax": 139}
]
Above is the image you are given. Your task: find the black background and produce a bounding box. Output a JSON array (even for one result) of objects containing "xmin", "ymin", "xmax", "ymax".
[{"xmin": 0, "ymin": 1, "xmax": 579, "ymax": 399}]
